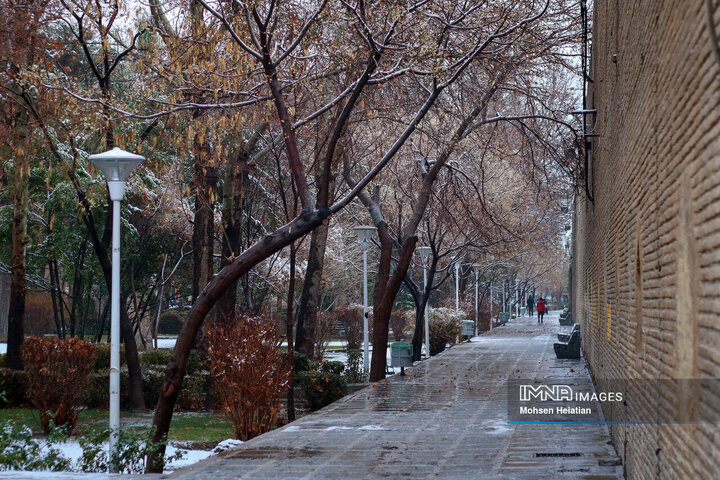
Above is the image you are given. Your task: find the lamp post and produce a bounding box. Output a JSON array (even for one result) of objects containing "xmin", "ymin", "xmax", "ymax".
[
  {"xmin": 454, "ymin": 257, "xmax": 463, "ymax": 312},
  {"xmin": 472, "ymin": 264, "xmax": 480, "ymax": 335},
  {"xmin": 489, "ymin": 281, "xmax": 493, "ymax": 331},
  {"xmin": 353, "ymin": 226, "xmax": 376, "ymax": 374},
  {"xmin": 417, "ymin": 246, "xmax": 432, "ymax": 357},
  {"xmin": 515, "ymin": 279, "xmax": 520, "ymax": 319},
  {"xmin": 89, "ymin": 147, "xmax": 144, "ymax": 473}
]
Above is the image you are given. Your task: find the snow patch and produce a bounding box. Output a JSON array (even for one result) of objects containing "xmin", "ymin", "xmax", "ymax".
[
  {"xmin": 358, "ymin": 425, "xmax": 385, "ymax": 430},
  {"xmin": 211, "ymin": 439, "xmax": 244, "ymax": 454}
]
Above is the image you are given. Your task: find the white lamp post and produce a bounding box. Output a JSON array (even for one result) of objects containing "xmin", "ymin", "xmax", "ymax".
[
  {"xmin": 454, "ymin": 257, "xmax": 463, "ymax": 313},
  {"xmin": 89, "ymin": 147, "xmax": 144, "ymax": 473},
  {"xmin": 515, "ymin": 279, "xmax": 520, "ymax": 319},
  {"xmin": 353, "ymin": 226, "xmax": 376, "ymax": 374},
  {"xmin": 417, "ymin": 246, "xmax": 432, "ymax": 357},
  {"xmin": 472, "ymin": 264, "xmax": 481, "ymax": 335},
  {"xmin": 489, "ymin": 281, "xmax": 493, "ymax": 331}
]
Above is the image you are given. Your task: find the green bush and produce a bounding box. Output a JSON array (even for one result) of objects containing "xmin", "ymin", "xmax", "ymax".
[
  {"xmin": 186, "ymin": 350, "xmax": 210, "ymax": 375},
  {"xmin": 429, "ymin": 314, "xmax": 464, "ymax": 356},
  {"xmin": 294, "ymin": 353, "xmax": 313, "ymax": 375},
  {"xmin": 140, "ymin": 349, "xmax": 207, "ymax": 374},
  {"xmin": 0, "ymin": 420, "xmax": 70, "ymax": 471},
  {"xmin": 92, "ymin": 344, "xmax": 126, "ymax": 372},
  {"xmin": 0, "ymin": 354, "xmax": 5, "ymax": 368},
  {"xmin": 139, "ymin": 349, "xmax": 172, "ymax": 369},
  {"xmin": 77, "ymin": 427, "xmax": 181, "ymax": 474},
  {"xmin": 0, "ymin": 368, "xmax": 27, "ymax": 407},
  {"xmin": 298, "ymin": 361, "xmax": 347, "ymax": 411},
  {"xmin": 343, "ymin": 349, "xmax": 365, "ymax": 383},
  {"xmin": 158, "ymin": 311, "xmax": 185, "ymax": 335}
]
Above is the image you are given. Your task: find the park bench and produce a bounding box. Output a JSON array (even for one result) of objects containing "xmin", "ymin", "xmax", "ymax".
[
  {"xmin": 558, "ymin": 309, "xmax": 573, "ymax": 326},
  {"xmin": 557, "ymin": 323, "xmax": 580, "ymax": 342},
  {"xmin": 554, "ymin": 327, "xmax": 581, "ymax": 359}
]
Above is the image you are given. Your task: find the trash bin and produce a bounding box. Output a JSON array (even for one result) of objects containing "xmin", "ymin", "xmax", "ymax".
[
  {"xmin": 390, "ymin": 342, "xmax": 413, "ymax": 368},
  {"xmin": 462, "ymin": 320, "xmax": 474, "ymax": 338}
]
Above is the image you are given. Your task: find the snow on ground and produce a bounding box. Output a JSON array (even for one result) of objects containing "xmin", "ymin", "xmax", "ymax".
[
  {"xmin": 0, "ymin": 343, "xmax": 5, "ymax": 354},
  {"xmin": 0, "ymin": 439, "xmax": 224, "ymax": 478}
]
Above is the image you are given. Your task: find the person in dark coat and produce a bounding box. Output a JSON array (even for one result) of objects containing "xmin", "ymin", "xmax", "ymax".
[{"xmin": 527, "ymin": 295, "xmax": 535, "ymax": 317}]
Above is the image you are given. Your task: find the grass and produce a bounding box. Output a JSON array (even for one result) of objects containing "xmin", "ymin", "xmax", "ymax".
[{"xmin": 0, "ymin": 408, "xmax": 234, "ymax": 444}]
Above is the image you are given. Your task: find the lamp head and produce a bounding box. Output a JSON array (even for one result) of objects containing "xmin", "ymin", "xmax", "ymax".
[
  {"xmin": 417, "ymin": 246, "xmax": 432, "ymax": 263},
  {"xmin": 89, "ymin": 147, "xmax": 145, "ymax": 182},
  {"xmin": 354, "ymin": 226, "xmax": 377, "ymax": 251}
]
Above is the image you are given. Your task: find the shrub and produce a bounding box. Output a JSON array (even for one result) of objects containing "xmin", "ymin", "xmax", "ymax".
[
  {"xmin": 93, "ymin": 344, "xmax": 126, "ymax": 372},
  {"xmin": 21, "ymin": 336, "xmax": 96, "ymax": 433},
  {"xmin": 139, "ymin": 349, "xmax": 172, "ymax": 369},
  {"xmin": 0, "ymin": 368, "xmax": 27, "ymax": 407},
  {"xmin": 344, "ymin": 349, "xmax": 365, "ymax": 383},
  {"xmin": 77, "ymin": 427, "xmax": 181, "ymax": 474},
  {"xmin": 158, "ymin": 311, "xmax": 185, "ymax": 335},
  {"xmin": 298, "ymin": 361, "xmax": 348, "ymax": 411},
  {"xmin": 429, "ymin": 311, "xmax": 464, "ymax": 356},
  {"xmin": 294, "ymin": 353, "xmax": 313, "ymax": 375},
  {"xmin": 0, "ymin": 420, "xmax": 70, "ymax": 471},
  {"xmin": 208, "ymin": 315, "xmax": 290, "ymax": 441},
  {"xmin": 390, "ymin": 312, "xmax": 409, "ymax": 341},
  {"xmin": 336, "ymin": 306, "xmax": 363, "ymax": 350},
  {"xmin": 314, "ymin": 311, "xmax": 335, "ymax": 361}
]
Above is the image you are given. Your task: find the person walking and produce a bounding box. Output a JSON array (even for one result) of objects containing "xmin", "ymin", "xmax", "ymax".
[
  {"xmin": 536, "ymin": 297, "xmax": 546, "ymax": 324},
  {"xmin": 527, "ymin": 295, "xmax": 535, "ymax": 318}
]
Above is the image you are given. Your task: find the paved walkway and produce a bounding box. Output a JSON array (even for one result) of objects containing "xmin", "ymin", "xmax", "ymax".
[{"xmin": 166, "ymin": 311, "xmax": 622, "ymax": 479}]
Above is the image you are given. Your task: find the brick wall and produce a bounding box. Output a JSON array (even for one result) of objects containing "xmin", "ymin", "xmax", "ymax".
[{"xmin": 572, "ymin": 1, "xmax": 720, "ymax": 478}]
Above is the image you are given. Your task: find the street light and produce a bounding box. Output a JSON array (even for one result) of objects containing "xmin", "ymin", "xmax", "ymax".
[
  {"xmin": 89, "ymin": 147, "xmax": 144, "ymax": 473},
  {"xmin": 472, "ymin": 264, "xmax": 481, "ymax": 335},
  {"xmin": 353, "ymin": 226, "xmax": 376, "ymax": 374},
  {"xmin": 489, "ymin": 281, "xmax": 493, "ymax": 331},
  {"xmin": 454, "ymin": 256, "xmax": 463, "ymax": 313},
  {"xmin": 417, "ymin": 246, "xmax": 432, "ymax": 357}
]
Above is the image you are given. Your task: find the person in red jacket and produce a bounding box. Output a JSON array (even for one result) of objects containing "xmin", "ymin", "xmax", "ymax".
[{"xmin": 536, "ymin": 297, "xmax": 546, "ymax": 324}]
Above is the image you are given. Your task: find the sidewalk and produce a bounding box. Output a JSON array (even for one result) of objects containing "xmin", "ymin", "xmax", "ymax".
[{"xmin": 165, "ymin": 311, "xmax": 622, "ymax": 479}]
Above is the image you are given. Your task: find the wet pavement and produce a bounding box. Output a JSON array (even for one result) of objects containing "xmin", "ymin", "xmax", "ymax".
[{"xmin": 165, "ymin": 311, "xmax": 623, "ymax": 479}]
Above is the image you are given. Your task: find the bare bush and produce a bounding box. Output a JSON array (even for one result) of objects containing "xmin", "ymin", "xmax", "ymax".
[{"xmin": 207, "ymin": 315, "xmax": 290, "ymax": 441}]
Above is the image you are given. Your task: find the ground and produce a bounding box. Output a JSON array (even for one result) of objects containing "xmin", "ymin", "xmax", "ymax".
[{"xmin": 164, "ymin": 311, "xmax": 622, "ymax": 480}]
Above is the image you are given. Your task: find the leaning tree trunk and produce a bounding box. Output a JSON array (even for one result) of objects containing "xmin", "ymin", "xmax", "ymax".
[
  {"xmin": 147, "ymin": 208, "xmax": 329, "ymax": 473},
  {"xmin": 6, "ymin": 151, "xmax": 30, "ymax": 370},
  {"xmin": 294, "ymin": 219, "xmax": 330, "ymax": 359}
]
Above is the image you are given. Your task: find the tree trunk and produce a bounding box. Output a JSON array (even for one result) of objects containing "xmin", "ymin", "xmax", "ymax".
[
  {"xmin": 191, "ymin": 131, "xmax": 217, "ymax": 303},
  {"xmin": 147, "ymin": 208, "xmax": 329, "ymax": 473},
  {"xmin": 6, "ymin": 152, "xmax": 30, "ymax": 370},
  {"xmin": 216, "ymin": 149, "xmax": 249, "ymax": 319},
  {"xmin": 294, "ymin": 218, "xmax": 330, "ymax": 359},
  {"xmin": 369, "ymin": 236, "xmax": 417, "ymax": 381}
]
